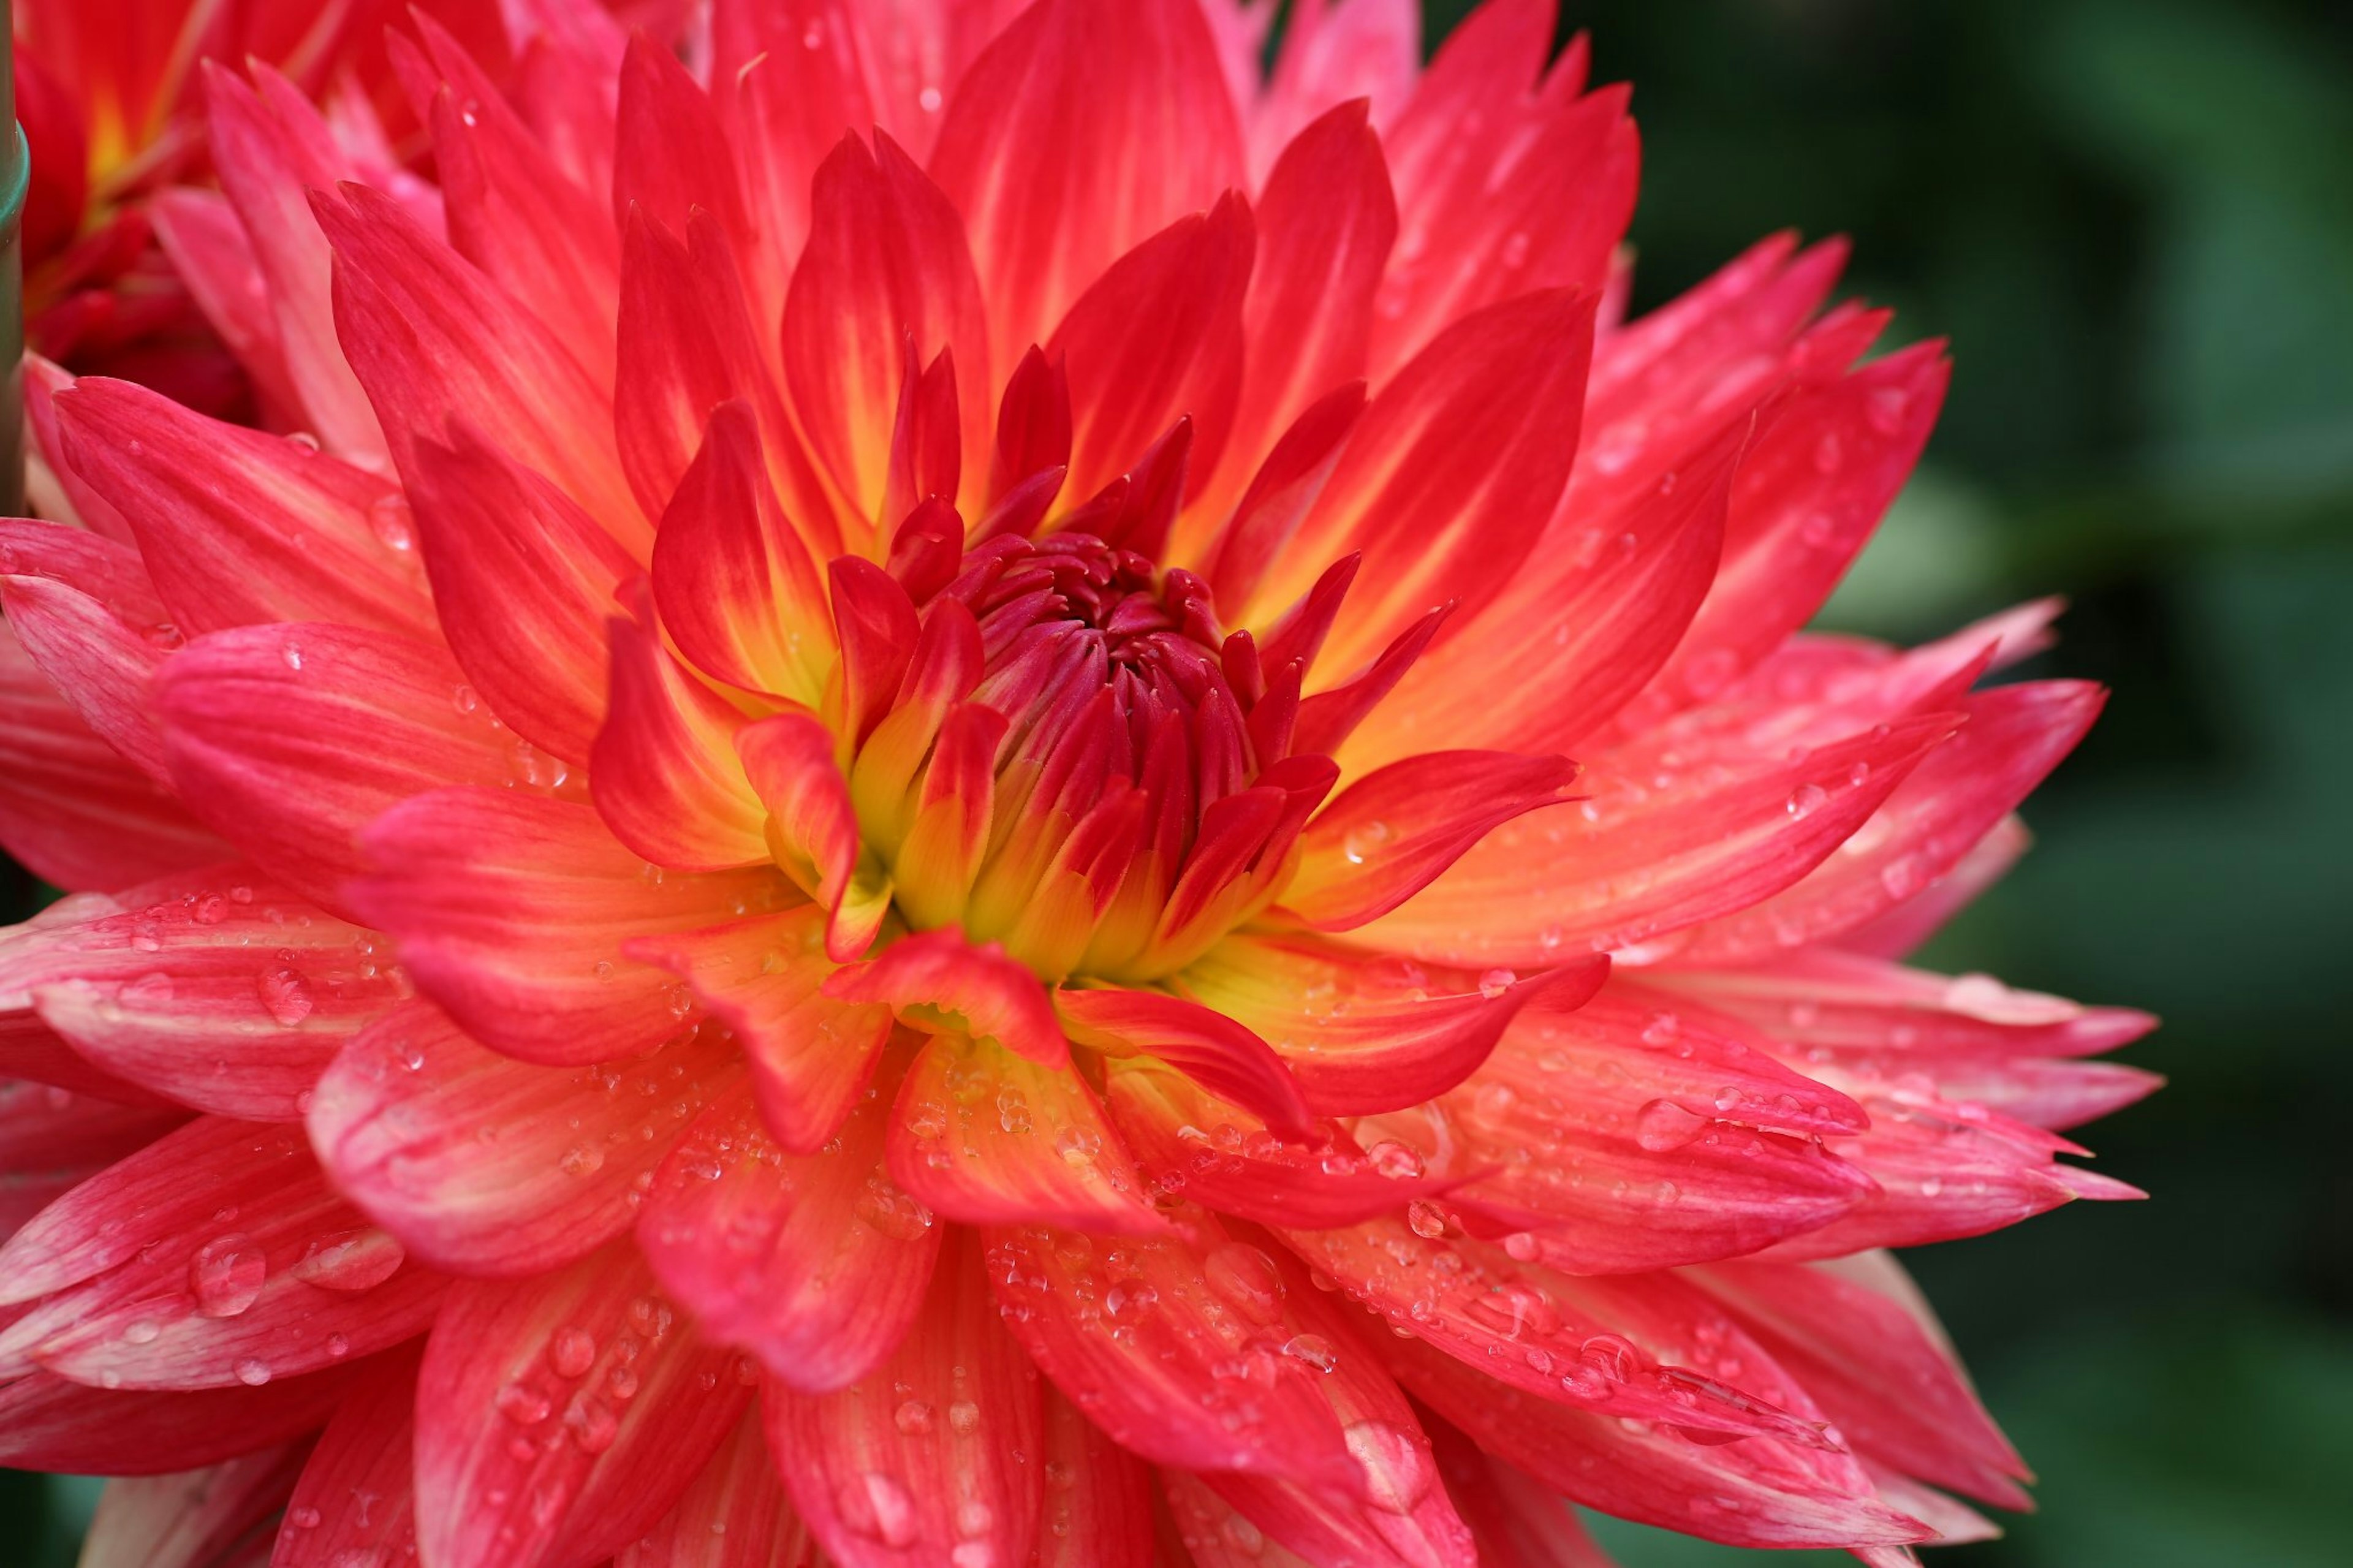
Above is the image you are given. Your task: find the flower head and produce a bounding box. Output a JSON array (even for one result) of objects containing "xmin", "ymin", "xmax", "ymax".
[{"xmin": 0, "ymin": 2, "xmax": 2156, "ymax": 1564}]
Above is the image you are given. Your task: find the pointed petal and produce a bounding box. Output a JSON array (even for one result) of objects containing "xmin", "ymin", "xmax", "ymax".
[
  {"xmin": 80, "ymin": 1444, "xmax": 308, "ymax": 1568},
  {"xmin": 638, "ymin": 1080, "xmax": 941, "ymax": 1394},
  {"xmin": 0, "ymin": 1363, "xmax": 360, "ymax": 1474},
  {"xmin": 310, "ymin": 999, "xmax": 739, "ymax": 1276},
  {"xmin": 53, "ymin": 376, "xmax": 434, "ymax": 637},
  {"xmin": 890, "ymin": 1029, "xmax": 1162, "ymax": 1233},
  {"xmin": 271, "ymin": 1346, "xmax": 423, "ymax": 1567},
  {"xmin": 1056, "ymin": 985, "xmax": 1313, "ymax": 1137},
  {"xmin": 931, "ymin": 0, "xmax": 1244, "ymax": 364},
  {"xmin": 0, "ymin": 864, "xmax": 404, "ymax": 1121},
  {"xmin": 1035, "ymin": 1386, "xmax": 1156, "ymax": 1568},
  {"xmin": 738, "ymin": 713, "xmax": 887, "ymax": 964},
  {"xmin": 347, "ymin": 790, "xmax": 793, "ymax": 1067},
  {"xmin": 824, "ymin": 928, "xmax": 1068, "ymax": 1067},
  {"xmin": 153, "ymin": 624, "xmax": 521, "ymax": 914},
  {"xmin": 590, "ymin": 613, "xmax": 773, "ymax": 873},
  {"xmin": 414, "ymin": 1244, "xmax": 752, "ymax": 1568},
  {"xmin": 1180, "ymin": 935, "xmax": 1609, "ymax": 1115},
  {"xmin": 615, "ymin": 1409, "xmax": 819, "ymax": 1567},
  {"xmin": 0, "ymin": 519, "xmax": 178, "ymax": 782}
]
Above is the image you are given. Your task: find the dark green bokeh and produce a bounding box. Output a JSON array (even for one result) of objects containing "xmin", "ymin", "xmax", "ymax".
[{"xmin": 9, "ymin": 0, "xmax": 2351, "ymax": 1559}]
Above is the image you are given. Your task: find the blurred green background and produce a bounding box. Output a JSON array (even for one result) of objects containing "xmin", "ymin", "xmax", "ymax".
[{"xmin": 6, "ymin": 0, "xmax": 2351, "ymax": 1561}]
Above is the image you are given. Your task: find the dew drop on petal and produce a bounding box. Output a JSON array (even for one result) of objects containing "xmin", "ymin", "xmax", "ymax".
[
  {"xmin": 1202, "ymin": 1243, "xmax": 1287, "ymax": 1325},
  {"xmin": 1634, "ymin": 1099, "xmax": 1710, "ymax": 1153},
  {"xmin": 837, "ymin": 1472, "xmax": 919, "ymax": 1547},
  {"xmin": 1344, "ymin": 1420, "xmax": 1433, "ymax": 1515},
  {"xmin": 189, "ymin": 1234, "xmax": 266, "ymax": 1317},
  {"xmin": 548, "ymin": 1327, "xmax": 597, "ymax": 1379}
]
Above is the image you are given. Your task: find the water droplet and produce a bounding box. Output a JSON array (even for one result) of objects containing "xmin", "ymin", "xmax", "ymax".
[
  {"xmin": 233, "ymin": 1358, "xmax": 272, "ymax": 1386},
  {"xmin": 280, "ymin": 642, "xmax": 304, "ymax": 672},
  {"xmin": 1634, "ymin": 1099, "xmax": 1710, "ymax": 1153},
  {"xmin": 895, "ymin": 1399, "xmax": 935, "ymax": 1434},
  {"xmin": 1341, "ymin": 819, "xmax": 1393, "ymax": 864},
  {"xmin": 288, "ymin": 1506, "xmax": 322, "ymax": 1529},
  {"xmin": 1502, "ymin": 1232, "xmax": 1540, "ymax": 1262},
  {"xmin": 496, "ymin": 1382, "xmax": 551, "ymax": 1425},
  {"xmin": 955, "ymin": 1499, "xmax": 995, "ymax": 1537},
  {"xmin": 1282, "ymin": 1333, "xmax": 1337, "ymax": 1372},
  {"xmin": 1203, "ymin": 1243, "xmax": 1287, "ymax": 1325},
  {"xmin": 855, "ymin": 1178, "xmax": 934, "ymax": 1241},
  {"xmin": 1477, "ymin": 968, "xmax": 1516, "ymax": 999},
  {"xmin": 549, "ymin": 1327, "xmax": 597, "ymax": 1379},
  {"xmin": 1406, "ymin": 1199, "xmax": 1450, "ymax": 1240},
  {"xmin": 948, "ymin": 1399, "xmax": 981, "ymax": 1435},
  {"xmin": 368, "ymin": 496, "xmax": 415, "ymax": 551},
  {"xmin": 1344, "ymin": 1420, "xmax": 1433, "ymax": 1514},
  {"xmin": 837, "ymin": 1472, "xmax": 919, "ymax": 1547},
  {"xmin": 292, "ymin": 1229, "xmax": 405, "ymax": 1292},
  {"xmin": 567, "ymin": 1396, "xmax": 619, "ymax": 1453},
  {"xmin": 189, "ymin": 1234, "xmax": 266, "ymax": 1317},
  {"xmin": 1363, "ymin": 1140, "xmax": 1424, "ymax": 1180},
  {"xmin": 919, "ymin": 85, "xmax": 944, "ymax": 113},
  {"xmin": 1784, "ymin": 783, "xmax": 1828, "ymax": 819},
  {"xmin": 123, "ymin": 1319, "xmax": 160, "ymax": 1345},
  {"xmin": 256, "ymin": 966, "xmax": 314, "ymax": 1025}
]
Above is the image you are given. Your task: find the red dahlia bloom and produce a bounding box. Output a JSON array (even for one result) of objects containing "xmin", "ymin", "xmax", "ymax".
[{"xmin": 0, "ymin": 2, "xmax": 2157, "ymax": 1564}]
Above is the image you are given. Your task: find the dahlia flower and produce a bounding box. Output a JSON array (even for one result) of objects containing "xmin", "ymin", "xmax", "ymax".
[{"xmin": 0, "ymin": 1, "xmax": 2157, "ymax": 1564}]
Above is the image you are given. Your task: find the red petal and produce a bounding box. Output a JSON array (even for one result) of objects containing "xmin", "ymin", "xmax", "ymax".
[
  {"xmin": 82, "ymin": 1444, "xmax": 308, "ymax": 1568},
  {"xmin": 1286, "ymin": 751, "xmax": 1579, "ymax": 931},
  {"xmin": 626, "ymin": 908, "xmax": 895, "ymax": 1153},
  {"xmin": 614, "ymin": 33, "xmax": 754, "ymax": 263},
  {"xmin": 0, "ymin": 1363, "xmax": 360, "ymax": 1474},
  {"xmin": 1047, "ymin": 194, "xmax": 1252, "ymax": 505},
  {"xmin": 591, "ymin": 613, "xmax": 771, "ymax": 873},
  {"xmin": 1238, "ymin": 289, "xmax": 1599, "ymax": 676},
  {"xmin": 272, "ymin": 1346, "xmax": 423, "ymax": 1567},
  {"xmin": 1179, "ymin": 934, "xmax": 1609, "ymax": 1115},
  {"xmin": 311, "ymin": 1000, "xmax": 740, "ymax": 1276},
  {"xmin": 824, "ymin": 928, "xmax": 1068, "ymax": 1067},
  {"xmin": 154, "ymin": 624, "xmax": 521, "ymax": 915},
  {"xmin": 765, "ymin": 1230, "xmax": 1042, "ymax": 1567},
  {"xmin": 784, "ymin": 131, "xmax": 990, "ymax": 525},
  {"xmin": 406, "ymin": 423, "xmax": 640, "ymax": 762},
  {"xmin": 0, "ymin": 863, "xmax": 404, "ymax": 1121},
  {"xmin": 0, "ymin": 520, "xmax": 180, "ymax": 782},
  {"xmin": 738, "ymin": 713, "xmax": 888, "ymax": 964},
  {"xmin": 1056, "ymin": 985, "xmax": 1313, "ymax": 1137},
  {"xmin": 650, "ymin": 400, "xmax": 834, "ymax": 706},
  {"xmin": 414, "ymin": 1244, "xmax": 752, "ymax": 1568},
  {"xmin": 615, "ymin": 1408, "xmax": 819, "ymax": 1567},
  {"xmin": 348, "ymin": 790, "xmax": 792, "ymax": 1066},
  {"xmin": 1363, "ymin": 713, "xmax": 1952, "ymax": 967},
  {"xmin": 0, "ymin": 625, "xmax": 226, "ymax": 892},
  {"xmin": 1352, "ymin": 982, "xmax": 1873, "ymax": 1274},
  {"xmin": 638, "ymin": 1080, "xmax": 941, "ymax": 1394},
  {"xmin": 889, "ymin": 1030, "xmax": 1162, "ymax": 1233},
  {"xmin": 54, "ymin": 377, "xmax": 433, "ymax": 637},
  {"xmin": 1425, "ymin": 1417, "xmax": 1616, "ymax": 1568},
  {"xmin": 931, "ymin": 0, "xmax": 1244, "ymax": 365},
  {"xmin": 316, "ymin": 182, "xmax": 641, "ymax": 551},
  {"xmin": 1035, "ymin": 1386, "xmax": 1155, "ymax": 1568}
]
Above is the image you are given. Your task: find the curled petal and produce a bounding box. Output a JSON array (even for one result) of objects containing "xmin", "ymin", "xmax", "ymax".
[
  {"xmin": 591, "ymin": 614, "xmax": 771, "ymax": 874},
  {"xmin": 1056, "ymin": 985, "xmax": 1312, "ymax": 1137},
  {"xmin": 824, "ymin": 928, "xmax": 1068, "ymax": 1067}
]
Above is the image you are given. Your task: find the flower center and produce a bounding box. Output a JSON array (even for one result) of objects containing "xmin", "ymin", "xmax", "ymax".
[{"xmin": 844, "ymin": 529, "xmax": 1336, "ymax": 986}]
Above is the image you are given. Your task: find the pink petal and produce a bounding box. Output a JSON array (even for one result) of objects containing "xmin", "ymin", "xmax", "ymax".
[
  {"xmin": 0, "ymin": 1363, "xmax": 361, "ymax": 1474},
  {"xmin": 53, "ymin": 376, "xmax": 434, "ymax": 637},
  {"xmin": 1034, "ymin": 1385, "xmax": 1155, "ymax": 1568},
  {"xmin": 81, "ymin": 1444, "xmax": 308, "ymax": 1568},
  {"xmin": 1181, "ymin": 934, "xmax": 1608, "ymax": 1115},
  {"xmin": 0, "ymin": 863, "xmax": 405, "ymax": 1121},
  {"xmin": 889, "ymin": 1030, "xmax": 1162, "ymax": 1234},
  {"xmin": 637, "ymin": 1080, "xmax": 941, "ymax": 1394},
  {"xmin": 1425, "ymin": 1417, "xmax": 1617, "ymax": 1568},
  {"xmin": 414, "ymin": 1243, "xmax": 751, "ymax": 1568},
  {"xmin": 309, "ymin": 999, "xmax": 740, "ymax": 1276},
  {"xmin": 348, "ymin": 789, "xmax": 792, "ymax": 1066},
  {"xmin": 615, "ymin": 1408, "xmax": 819, "ymax": 1567},
  {"xmin": 270, "ymin": 1345, "xmax": 422, "ymax": 1566},
  {"xmin": 1351, "ymin": 982, "xmax": 1873, "ymax": 1273},
  {"xmin": 738, "ymin": 713, "xmax": 890, "ymax": 965},
  {"xmin": 764, "ymin": 1230, "xmax": 1042, "ymax": 1568},
  {"xmin": 824, "ymin": 928, "xmax": 1068, "ymax": 1067},
  {"xmin": 1056, "ymin": 985, "xmax": 1313, "ymax": 1137},
  {"xmin": 154, "ymin": 624, "xmax": 523, "ymax": 914},
  {"xmin": 930, "ymin": 0, "xmax": 1244, "ymax": 366},
  {"xmin": 0, "ymin": 518, "xmax": 178, "ymax": 782}
]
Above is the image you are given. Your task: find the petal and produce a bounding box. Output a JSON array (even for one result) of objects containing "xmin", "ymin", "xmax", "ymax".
[
  {"xmin": 80, "ymin": 1444, "xmax": 308, "ymax": 1568},
  {"xmin": 309, "ymin": 1000, "xmax": 740, "ymax": 1276},
  {"xmin": 1180, "ymin": 935, "xmax": 1609, "ymax": 1115},
  {"xmin": 590, "ymin": 613, "xmax": 773, "ymax": 874},
  {"xmin": 613, "ymin": 32, "xmax": 756, "ymax": 265},
  {"xmin": 1424, "ymin": 1417, "xmax": 1616, "ymax": 1568},
  {"xmin": 890, "ymin": 1029, "xmax": 1162, "ymax": 1233},
  {"xmin": 271, "ymin": 1346, "xmax": 423, "ymax": 1567},
  {"xmin": 765, "ymin": 1229, "xmax": 1042, "ymax": 1567},
  {"xmin": 414, "ymin": 1244, "xmax": 752, "ymax": 1568},
  {"xmin": 1686, "ymin": 1260, "xmax": 2030, "ymax": 1508},
  {"xmin": 0, "ymin": 863, "xmax": 405, "ymax": 1121},
  {"xmin": 0, "ymin": 1119, "xmax": 446, "ymax": 1390},
  {"xmin": 405, "ymin": 422, "xmax": 642, "ymax": 763},
  {"xmin": 930, "ymin": 0, "xmax": 1245, "ymax": 365},
  {"xmin": 1048, "ymin": 194, "xmax": 1253, "ymax": 505},
  {"xmin": 985, "ymin": 1209, "xmax": 1366, "ymax": 1491},
  {"xmin": 53, "ymin": 376, "xmax": 434, "ymax": 638},
  {"xmin": 1362, "ymin": 712, "xmax": 1953, "ymax": 967},
  {"xmin": 626, "ymin": 907, "xmax": 895, "ymax": 1153},
  {"xmin": 347, "ymin": 790, "xmax": 792, "ymax": 1066},
  {"xmin": 1236, "ymin": 290, "xmax": 1599, "ymax": 675},
  {"xmin": 316, "ymin": 181, "xmax": 642, "ymax": 551},
  {"xmin": 0, "ymin": 520, "xmax": 178, "ymax": 782},
  {"xmin": 1351, "ymin": 982, "xmax": 1873, "ymax": 1274},
  {"xmin": 153, "ymin": 624, "xmax": 521, "ymax": 914},
  {"xmin": 637, "ymin": 1080, "xmax": 942, "ymax": 1393},
  {"xmin": 0, "ymin": 1364, "xmax": 360, "ymax": 1474},
  {"xmin": 615, "ymin": 1409, "xmax": 819, "ymax": 1567},
  {"xmin": 1284, "ymin": 751, "xmax": 1580, "ymax": 931},
  {"xmin": 738, "ymin": 713, "xmax": 889, "ymax": 964},
  {"xmin": 824, "ymin": 928, "xmax": 1069, "ymax": 1067},
  {"xmin": 1665, "ymin": 682, "xmax": 2107, "ymax": 966},
  {"xmin": 0, "ymin": 625, "xmax": 227, "ymax": 892},
  {"xmin": 649, "ymin": 399, "xmax": 835, "ymax": 707},
  {"xmin": 1035, "ymin": 1386, "xmax": 1155, "ymax": 1568},
  {"xmin": 784, "ymin": 130, "xmax": 991, "ymax": 524},
  {"xmin": 1101, "ymin": 1056, "xmax": 1458, "ymax": 1229},
  {"xmin": 1056, "ymin": 985, "xmax": 1313, "ymax": 1137}
]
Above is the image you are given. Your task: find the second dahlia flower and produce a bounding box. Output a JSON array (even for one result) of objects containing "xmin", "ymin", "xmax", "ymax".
[{"xmin": 0, "ymin": 2, "xmax": 2155, "ymax": 1564}]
